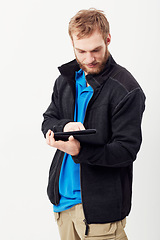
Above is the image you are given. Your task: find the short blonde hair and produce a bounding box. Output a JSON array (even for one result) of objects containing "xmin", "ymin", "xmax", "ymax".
[{"xmin": 68, "ymin": 8, "xmax": 110, "ymax": 43}]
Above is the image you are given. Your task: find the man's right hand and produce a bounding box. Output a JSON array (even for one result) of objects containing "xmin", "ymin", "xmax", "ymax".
[{"xmin": 63, "ymin": 122, "xmax": 85, "ymax": 132}]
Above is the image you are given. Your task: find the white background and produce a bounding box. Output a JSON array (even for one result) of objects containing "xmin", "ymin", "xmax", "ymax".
[{"xmin": 0, "ymin": 0, "xmax": 159, "ymax": 239}]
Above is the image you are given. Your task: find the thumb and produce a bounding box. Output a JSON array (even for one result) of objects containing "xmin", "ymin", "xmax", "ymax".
[{"xmin": 68, "ymin": 135, "xmax": 74, "ymax": 141}]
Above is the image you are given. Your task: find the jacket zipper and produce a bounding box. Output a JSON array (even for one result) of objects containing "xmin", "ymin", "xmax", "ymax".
[{"xmin": 83, "ymin": 219, "xmax": 89, "ymax": 236}]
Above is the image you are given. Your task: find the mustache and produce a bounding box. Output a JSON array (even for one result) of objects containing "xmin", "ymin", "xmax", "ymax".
[{"xmin": 85, "ymin": 61, "xmax": 98, "ymax": 65}]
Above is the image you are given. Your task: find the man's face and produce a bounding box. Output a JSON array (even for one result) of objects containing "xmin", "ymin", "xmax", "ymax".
[{"xmin": 72, "ymin": 30, "xmax": 111, "ymax": 75}]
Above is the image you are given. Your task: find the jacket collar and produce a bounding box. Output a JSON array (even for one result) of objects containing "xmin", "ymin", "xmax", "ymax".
[{"xmin": 58, "ymin": 54, "xmax": 117, "ymax": 89}]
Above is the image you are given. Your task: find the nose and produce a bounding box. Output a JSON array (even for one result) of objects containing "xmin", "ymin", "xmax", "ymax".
[{"xmin": 86, "ymin": 52, "xmax": 95, "ymax": 63}]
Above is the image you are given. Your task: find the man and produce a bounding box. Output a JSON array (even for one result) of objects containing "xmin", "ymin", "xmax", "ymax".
[{"xmin": 42, "ymin": 9, "xmax": 145, "ymax": 240}]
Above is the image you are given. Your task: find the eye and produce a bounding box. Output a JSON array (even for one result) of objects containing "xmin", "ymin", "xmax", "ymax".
[
  {"xmin": 92, "ymin": 49, "xmax": 100, "ymax": 53},
  {"xmin": 78, "ymin": 50, "xmax": 85, "ymax": 54}
]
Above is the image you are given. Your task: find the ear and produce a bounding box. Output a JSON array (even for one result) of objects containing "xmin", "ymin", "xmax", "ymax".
[{"xmin": 106, "ymin": 34, "xmax": 111, "ymax": 46}]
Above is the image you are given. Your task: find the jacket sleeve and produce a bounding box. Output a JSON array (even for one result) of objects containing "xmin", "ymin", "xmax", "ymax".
[
  {"xmin": 73, "ymin": 88, "xmax": 146, "ymax": 167},
  {"xmin": 41, "ymin": 78, "xmax": 72, "ymax": 137}
]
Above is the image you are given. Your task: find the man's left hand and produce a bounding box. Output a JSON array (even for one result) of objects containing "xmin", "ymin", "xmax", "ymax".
[{"xmin": 46, "ymin": 130, "xmax": 81, "ymax": 156}]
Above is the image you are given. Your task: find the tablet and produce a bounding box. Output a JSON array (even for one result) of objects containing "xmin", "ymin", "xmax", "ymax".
[{"xmin": 54, "ymin": 129, "xmax": 96, "ymax": 141}]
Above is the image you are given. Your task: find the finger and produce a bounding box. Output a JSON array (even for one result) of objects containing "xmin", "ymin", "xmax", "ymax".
[
  {"xmin": 46, "ymin": 130, "xmax": 51, "ymax": 145},
  {"xmin": 46, "ymin": 129, "xmax": 51, "ymax": 138},
  {"xmin": 50, "ymin": 131, "xmax": 54, "ymax": 138},
  {"xmin": 78, "ymin": 122, "xmax": 85, "ymax": 130},
  {"xmin": 49, "ymin": 131, "xmax": 56, "ymax": 145}
]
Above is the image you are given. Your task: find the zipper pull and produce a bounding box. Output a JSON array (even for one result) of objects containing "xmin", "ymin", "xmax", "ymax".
[{"xmin": 83, "ymin": 219, "xmax": 89, "ymax": 236}]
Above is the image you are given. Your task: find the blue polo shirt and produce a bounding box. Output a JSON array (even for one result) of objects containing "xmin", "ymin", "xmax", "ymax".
[{"xmin": 54, "ymin": 69, "xmax": 93, "ymax": 212}]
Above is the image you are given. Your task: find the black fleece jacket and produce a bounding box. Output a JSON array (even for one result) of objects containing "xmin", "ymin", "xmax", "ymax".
[{"xmin": 42, "ymin": 55, "xmax": 145, "ymax": 226}]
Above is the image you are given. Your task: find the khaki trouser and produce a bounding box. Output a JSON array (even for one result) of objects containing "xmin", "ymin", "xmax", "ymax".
[{"xmin": 54, "ymin": 204, "xmax": 128, "ymax": 240}]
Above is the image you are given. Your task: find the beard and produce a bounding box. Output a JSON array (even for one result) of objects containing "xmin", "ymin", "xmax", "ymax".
[{"xmin": 75, "ymin": 48, "xmax": 109, "ymax": 75}]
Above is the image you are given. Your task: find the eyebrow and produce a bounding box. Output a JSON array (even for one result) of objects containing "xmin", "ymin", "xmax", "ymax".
[{"xmin": 75, "ymin": 46, "xmax": 102, "ymax": 52}]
